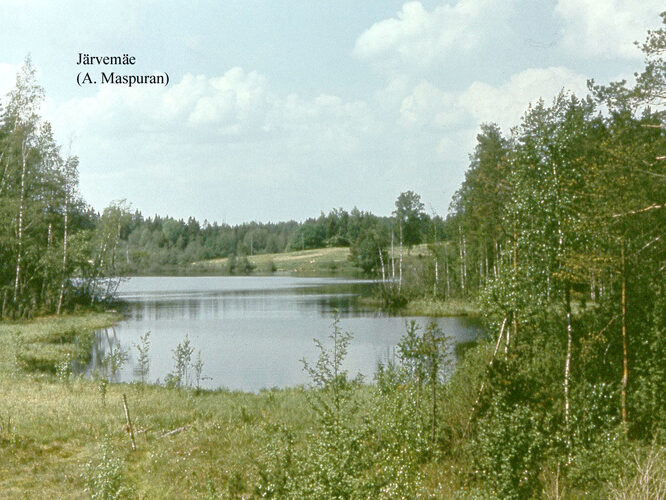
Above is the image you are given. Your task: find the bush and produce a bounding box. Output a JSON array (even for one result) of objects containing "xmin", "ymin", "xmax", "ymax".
[
  {"xmin": 471, "ymin": 395, "xmax": 546, "ymax": 499},
  {"xmin": 568, "ymin": 383, "xmax": 630, "ymax": 488},
  {"xmin": 257, "ymin": 317, "xmax": 431, "ymax": 498},
  {"xmin": 377, "ymin": 282, "xmax": 409, "ymax": 310},
  {"xmin": 164, "ymin": 334, "xmax": 194, "ymax": 388},
  {"xmin": 83, "ymin": 444, "xmax": 134, "ymax": 499}
]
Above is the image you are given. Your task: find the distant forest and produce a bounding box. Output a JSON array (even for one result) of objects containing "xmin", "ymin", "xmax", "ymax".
[{"xmin": 110, "ymin": 190, "xmax": 444, "ymax": 275}]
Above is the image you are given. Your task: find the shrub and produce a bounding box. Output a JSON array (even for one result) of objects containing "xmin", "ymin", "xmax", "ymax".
[
  {"xmin": 164, "ymin": 333, "xmax": 205, "ymax": 389},
  {"xmin": 133, "ymin": 331, "xmax": 150, "ymax": 384},
  {"xmin": 471, "ymin": 395, "xmax": 546, "ymax": 499},
  {"xmin": 83, "ymin": 444, "xmax": 134, "ymax": 499},
  {"xmin": 164, "ymin": 334, "xmax": 194, "ymax": 388}
]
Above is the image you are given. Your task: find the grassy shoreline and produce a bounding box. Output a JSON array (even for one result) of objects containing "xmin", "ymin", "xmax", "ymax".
[
  {"xmin": 2, "ymin": 310, "xmax": 661, "ymax": 497},
  {"xmin": 0, "ymin": 313, "xmax": 316, "ymax": 497},
  {"xmin": 357, "ymin": 296, "xmax": 480, "ymax": 317},
  {"xmin": 1, "ymin": 312, "xmax": 467, "ymax": 497},
  {"xmin": 0, "ymin": 301, "xmax": 476, "ymax": 497},
  {"xmin": 2, "ymin": 312, "xmax": 121, "ymax": 376}
]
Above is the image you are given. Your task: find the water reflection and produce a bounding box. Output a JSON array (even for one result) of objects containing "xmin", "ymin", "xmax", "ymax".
[
  {"xmin": 86, "ymin": 276, "xmax": 482, "ymax": 392},
  {"xmin": 86, "ymin": 326, "xmax": 125, "ymax": 383}
]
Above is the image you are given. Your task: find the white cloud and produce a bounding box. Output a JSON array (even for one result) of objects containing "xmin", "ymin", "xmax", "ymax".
[
  {"xmin": 54, "ymin": 68, "xmax": 272, "ymax": 141},
  {"xmin": 52, "ymin": 68, "xmax": 383, "ymax": 153},
  {"xmin": 458, "ymin": 66, "xmax": 589, "ymax": 129},
  {"xmin": 399, "ymin": 81, "xmax": 464, "ymax": 127},
  {"xmin": 353, "ymin": 0, "xmax": 516, "ymax": 72},
  {"xmin": 46, "ymin": 69, "xmax": 398, "ymax": 221},
  {"xmin": 398, "ymin": 66, "xmax": 590, "ymax": 133},
  {"xmin": 187, "ymin": 68, "xmax": 269, "ymax": 129},
  {"xmin": 556, "ymin": 0, "xmax": 664, "ymax": 59}
]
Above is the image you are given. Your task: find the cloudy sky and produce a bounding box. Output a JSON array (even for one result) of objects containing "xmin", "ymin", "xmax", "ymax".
[{"xmin": 0, "ymin": 0, "xmax": 662, "ymax": 224}]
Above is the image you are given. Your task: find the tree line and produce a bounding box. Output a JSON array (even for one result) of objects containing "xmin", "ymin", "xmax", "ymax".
[
  {"xmin": 79, "ymin": 191, "xmax": 440, "ymax": 276},
  {"xmin": 328, "ymin": 14, "xmax": 663, "ymax": 495},
  {"xmin": 427, "ymin": 14, "xmax": 664, "ymax": 495},
  {"xmin": 0, "ymin": 59, "xmax": 134, "ymax": 319}
]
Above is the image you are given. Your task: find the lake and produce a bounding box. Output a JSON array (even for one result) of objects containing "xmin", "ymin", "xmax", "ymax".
[{"xmin": 88, "ymin": 276, "xmax": 482, "ymax": 392}]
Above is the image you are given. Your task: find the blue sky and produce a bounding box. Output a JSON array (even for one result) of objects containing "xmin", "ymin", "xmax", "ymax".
[{"xmin": 0, "ymin": 0, "xmax": 662, "ymax": 223}]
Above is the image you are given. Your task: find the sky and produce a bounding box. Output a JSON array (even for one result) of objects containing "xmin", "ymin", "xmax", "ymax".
[{"xmin": 0, "ymin": 0, "xmax": 662, "ymax": 224}]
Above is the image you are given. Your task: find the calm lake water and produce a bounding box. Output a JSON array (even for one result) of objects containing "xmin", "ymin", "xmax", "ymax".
[{"xmin": 89, "ymin": 276, "xmax": 483, "ymax": 392}]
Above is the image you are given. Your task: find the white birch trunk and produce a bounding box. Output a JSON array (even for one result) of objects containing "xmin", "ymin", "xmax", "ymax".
[
  {"xmin": 399, "ymin": 225, "xmax": 403, "ymax": 291},
  {"xmin": 433, "ymin": 258, "xmax": 438, "ymax": 296},
  {"xmin": 14, "ymin": 140, "xmax": 28, "ymax": 305},
  {"xmin": 378, "ymin": 247, "xmax": 386, "ymax": 283},
  {"xmin": 391, "ymin": 231, "xmax": 395, "ymax": 280},
  {"xmin": 57, "ymin": 193, "xmax": 69, "ymax": 315},
  {"xmin": 564, "ymin": 287, "xmax": 573, "ymax": 461}
]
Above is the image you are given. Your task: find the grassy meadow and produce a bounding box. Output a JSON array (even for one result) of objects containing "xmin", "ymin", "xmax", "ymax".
[
  {"xmin": 0, "ymin": 313, "xmax": 474, "ymax": 498},
  {"xmin": 0, "ymin": 314, "xmax": 320, "ymax": 498},
  {"xmin": 191, "ymin": 244, "xmax": 437, "ymax": 277},
  {"xmin": 192, "ymin": 247, "xmax": 360, "ymax": 276}
]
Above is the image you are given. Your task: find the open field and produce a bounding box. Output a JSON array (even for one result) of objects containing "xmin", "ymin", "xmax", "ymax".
[
  {"xmin": 192, "ymin": 246, "xmax": 361, "ymax": 276},
  {"xmin": 191, "ymin": 243, "xmax": 438, "ymax": 277}
]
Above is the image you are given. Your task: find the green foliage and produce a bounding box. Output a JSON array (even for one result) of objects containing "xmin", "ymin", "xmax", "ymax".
[
  {"xmin": 392, "ymin": 321, "xmax": 453, "ymax": 449},
  {"xmin": 132, "ymin": 331, "xmax": 150, "ymax": 384},
  {"xmin": 236, "ymin": 254, "xmax": 256, "ymax": 274},
  {"xmin": 397, "ymin": 321, "xmax": 451, "ymax": 386},
  {"xmin": 257, "ymin": 316, "xmax": 364, "ymax": 498},
  {"xmin": 566, "ymin": 383, "xmax": 628, "ymax": 487},
  {"xmin": 393, "ymin": 190, "xmax": 427, "ymax": 250},
  {"xmin": 224, "ymin": 253, "xmax": 256, "ymax": 275},
  {"xmin": 193, "ymin": 350, "xmax": 206, "ymax": 390},
  {"xmin": 102, "ymin": 343, "xmax": 128, "ymax": 383},
  {"xmin": 348, "ymin": 230, "xmax": 387, "ymax": 275},
  {"xmin": 255, "ymin": 424, "xmax": 296, "ymax": 498},
  {"xmin": 453, "ymin": 19, "xmax": 666, "ymax": 495},
  {"xmin": 301, "ymin": 315, "xmax": 356, "ymax": 423},
  {"xmin": 630, "ymin": 280, "xmax": 666, "ymax": 438},
  {"xmin": 111, "ymin": 205, "xmax": 434, "ymax": 276},
  {"xmin": 0, "ymin": 58, "xmax": 96, "ymax": 318},
  {"xmin": 376, "ymin": 282, "xmax": 410, "ymax": 310},
  {"xmin": 225, "ymin": 253, "xmax": 237, "ymax": 274},
  {"xmin": 83, "ymin": 444, "xmax": 134, "ymax": 499},
  {"xmin": 471, "ymin": 394, "xmax": 546, "ymax": 499},
  {"xmin": 165, "ymin": 334, "xmax": 194, "ymax": 388},
  {"xmin": 164, "ymin": 333, "xmax": 205, "ymax": 389},
  {"xmin": 372, "ymin": 360, "xmax": 432, "ymax": 462},
  {"xmin": 257, "ymin": 317, "xmax": 436, "ymax": 498}
]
